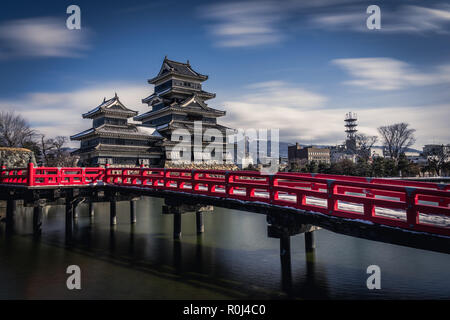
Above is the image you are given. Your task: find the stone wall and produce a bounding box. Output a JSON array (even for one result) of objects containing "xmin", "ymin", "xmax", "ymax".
[{"xmin": 0, "ymin": 147, "xmax": 36, "ymax": 168}]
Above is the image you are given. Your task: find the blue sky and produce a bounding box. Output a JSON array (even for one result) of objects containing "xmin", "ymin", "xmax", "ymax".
[{"xmin": 0, "ymin": 0, "xmax": 449, "ymax": 148}]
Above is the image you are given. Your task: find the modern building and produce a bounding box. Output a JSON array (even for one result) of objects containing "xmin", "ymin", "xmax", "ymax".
[
  {"xmin": 330, "ymin": 148, "xmax": 358, "ymax": 163},
  {"xmin": 70, "ymin": 93, "xmax": 163, "ymax": 166},
  {"xmin": 288, "ymin": 143, "xmax": 330, "ymax": 167},
  {"xmin": 135, "ymin": 57, "xmax": 233, "ymax": 167}
]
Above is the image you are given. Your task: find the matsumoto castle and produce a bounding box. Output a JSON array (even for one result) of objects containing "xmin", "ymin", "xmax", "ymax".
[{"xmin": 71, "ymin": 57, "xmax": 233, "ymax": 168}]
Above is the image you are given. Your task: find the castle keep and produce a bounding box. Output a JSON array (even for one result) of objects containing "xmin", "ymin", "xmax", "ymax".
[{"xmin": 71, "ymin": 57, "xmax": 233, "ymax": 167}]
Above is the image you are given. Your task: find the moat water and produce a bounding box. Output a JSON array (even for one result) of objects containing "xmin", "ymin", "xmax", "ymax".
[{"xmin": 0, "ymin": 196, "xmax": 449, "ymax": 299}]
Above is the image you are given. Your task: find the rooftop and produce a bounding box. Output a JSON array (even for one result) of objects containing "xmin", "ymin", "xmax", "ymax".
[
  {"xmin": 148, "ymin": 57, "xmax": 209, "ymax": 84},
  {"xmin": 82, "ymin": 93, "xmax": 138, "ymax": 119}
]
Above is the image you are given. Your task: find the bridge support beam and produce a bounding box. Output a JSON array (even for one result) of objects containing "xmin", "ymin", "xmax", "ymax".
[
  {"xmin": 162, "ymin": 200, "xmax": 213, "ymax": 238},
  {"xmin": 6, "ymin": 198, "xmax": 16, "ymax": 232},
  {"xmin": 196, "ymin": 211, "xmax": 204, "ymax": 234},
  {"xmin": 71, "ymin": 198, "xmax": 85, "ymax": 221},
  {"xmin": 130, "ymin": 199, "xmax": 137, "ymax": 224},
  {"xmin": 89, "ymin": 201, "xmax": 94, "ymax": 218},
  {"xmin": 173, "ymin": 213, "xmax": 182, "ymax": 239},
  {"xmin": 73, "ymin": 204, "xmax": 79, "ymax": 220},
  {"xmin": 110, "ymin": 200, "xmax": 117, "ymax": 226},
  {"xmin": 267, "ymin": 212, "xmax": 320, "ymax": 292},
  {"xmin": 305, "ymin": 231, "xmax": 315, "ymax": 252},
  {"xmin": 279, "ymin": 232, "xmax": 292, "ymax": 287},
  {"xmin": 33, "ymin": 200, "xmax": 45, "ymax": 236},
  {"xmin": 65, "ymin": 199, "xmax": 73, "ymax": 238}
]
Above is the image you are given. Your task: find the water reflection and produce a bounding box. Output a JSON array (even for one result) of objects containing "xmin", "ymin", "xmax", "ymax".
[{"xmin": 0, "ymin": 196, "xmax": 449, "ymax": 299}]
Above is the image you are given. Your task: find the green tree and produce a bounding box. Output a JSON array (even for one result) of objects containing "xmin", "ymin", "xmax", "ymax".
[
  {"xmin": 318, "ymin": 162, "xmax": 330, "ymax": 174},
  {"xmin": 370, "ymin": 157, "xmax": 385, "ymax": 177},
  {"xmin": 306, "ymin": 160, "xmax": 318, "ymax": 173},
  {"xmin": 384, "ymin": 158, "xmax": 397, "ymax": 177},
  {"xmin": 397, "ymin": 153, "xmax": 409, "ymax": 177},
  {"xmin": 355, "ymin": 158, "xmax": 370, "ymax": 177}
]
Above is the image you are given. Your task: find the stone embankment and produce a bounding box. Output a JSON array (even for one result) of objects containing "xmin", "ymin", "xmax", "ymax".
[{"xmin": 0, "ymin": 147, "xmax": 36, "ymax": 167}]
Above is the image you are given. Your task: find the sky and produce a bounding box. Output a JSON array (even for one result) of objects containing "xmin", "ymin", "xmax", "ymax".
[{"xmin": 0, "ymin": 0, "xmax": 449, "ymax": 149}]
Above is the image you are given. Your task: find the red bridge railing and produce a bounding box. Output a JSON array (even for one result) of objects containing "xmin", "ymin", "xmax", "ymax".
[{"xmin": 1, "ymin": 163, "xmax": 449, "ymax": 236}]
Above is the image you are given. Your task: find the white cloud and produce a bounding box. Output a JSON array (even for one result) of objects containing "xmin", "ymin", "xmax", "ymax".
[
  {"xmin": 201, "ymin": 1, "xmax": 286, "ymax": 47},
  {"xmin": 218, "ymin": 81, "xmax": 450, "ymax": 148},
  {"xmin": 332, "ymin": 58, "xmax": 450, "ymax": 90},
  {"xmin": 201, "ymin": 2, "xmax": 450, "ymax": 47},
  {"xmin": 0, "ymin": 17, "xmax": 90, "ymax": 59},
  {"xmin": 0, "ymin": 83, "xmax": 150, "ymax": 147},
  {"xmin": 310, "ymin": 4, "xmax": 450, "ymax": 33}
]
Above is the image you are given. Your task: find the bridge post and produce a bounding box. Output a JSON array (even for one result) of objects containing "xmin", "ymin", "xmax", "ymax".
[
  {"xmin": 6, "ymin": 197, "xmax": 16, "ymax": 231},
  {"xmin": 73, "ymin": 203, "xmax": 79, "ymax": 220},
  {"xmin": 305, "ymin": 231, "xmax": 315, "ymax": 252},
  {"xmin": 33, "ymin": 200, "xmax": 45, "ymax": 236},
  {"xmin": 279, "ymin": 231, "xmax": 292, "ymax": 291},
  {"xmin": 163, "ymin": 200, "xmax": 213, "ymax": 238},
  {"xmin": 89, "ymin": 201, "xmax": 94, "ymax": 218},
  {"xmin": 195, "ymin": 211, "xmax": 204, "ymax": 234},
  {"xmin": 65, "ymin": 198, "xmax": 73, "ymax": 237},
  {"xmin": 110, "ymin": 199, "xmax": 117, "ymax": 226},
  {"xmin": 130, "ymin": 199, "xmax": 137, "ymax": 224},
  {"xmin": 173, "ymin": 213, "xmax": 182, "ymax": 239}
]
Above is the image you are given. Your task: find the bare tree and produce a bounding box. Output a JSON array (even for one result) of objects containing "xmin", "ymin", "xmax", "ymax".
[
  {"xmin": 355, "ymin": 133, "xmax": 378, "ymax": 161},
  {"xmin": 39, "ymin": 135, "xmax": 76, "ymax": 166},
  {"xmin": 0, "ymin": 111, "xmax": 35, "ymax": 147},
  {"xmin": 424, "ymin": 144, "xmax": 450, "ymax": 176},
  {"xmin": 378, "ymin": 123, "xmax": 416, "ymax": 161},
  {"xmin": 52, "ymin": 136, "xmax": 76, "ymax": 166},
  {"xmin": 39, "ymin": 134, "xmax": 55, "ymax": 165}
]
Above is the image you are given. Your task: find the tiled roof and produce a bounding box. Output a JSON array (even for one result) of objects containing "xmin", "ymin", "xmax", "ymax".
[
  {"xmin": 148, "ymin": 57, "xmax": 208, "ymax": 84},
  {"xmin": 70, "ymin": 124, "xmax": 163, "ymax": 141},
  {"xmin": 82, "ymin": 94, "xmax": 138, "ymax": 119}
]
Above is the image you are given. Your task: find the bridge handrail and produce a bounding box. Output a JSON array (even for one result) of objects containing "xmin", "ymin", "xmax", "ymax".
[
  {"xmin": 283, "ymin": 172, "xmax": 449, "ymax": 191},
  {"xmin": 1, "ymin": 163, "xmax": 448, "ymax": 236}
]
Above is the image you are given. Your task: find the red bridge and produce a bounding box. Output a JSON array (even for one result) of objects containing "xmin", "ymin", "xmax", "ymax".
[{"xmin": 1, "ymin": 162, "xmax": 450, "ymax": 253}]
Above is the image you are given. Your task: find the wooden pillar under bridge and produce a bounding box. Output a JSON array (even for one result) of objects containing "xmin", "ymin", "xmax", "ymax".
[
  {"xmin": 65, "ymin": 198, "xmax": 73, "ymax": 238},
  {"xmin": 130, "ymin": 199, "xmax": 137, "ymax": 224},
  {"xmin": 279, "ymin": 232, "xmax": 292, "ymax": 292},
  {"xmin": 72, "ymin": 198, "xmax": 85, "ymax": 221},
  {"xmin": 267, "ymin": 224, "xmax": 293, "ymax": 291},
  {"xmin": 196, "ymin": 211, "xmax": 204, "ymax": 234},
  {"xmin": 110, "ymin": 199, "xmax": 117, "ymax": 226},
  {"xmin": 6, "ymin": 198, "xmax": 16, "ymax": 232},
  {"xmin": 305, "ymin": 231, "xmax": 315, "ymax": 252},
  {"xmin": 162, "ymin": 201, "xmax": 213, "ymax": 239},
  {"xmin": 89, "ymin": 201, "xmax": 94, "ymax": 218},
  {"xmin": 73, "ymin": 203, "xmax": 79, "ymax": 220},
  {"xmin": 173, "ymin": 213, "xmax": 182, "ymax": 239},
  {"xmin": 33, "ymin": 200, "xmax": 45, "ymax": 236}
]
